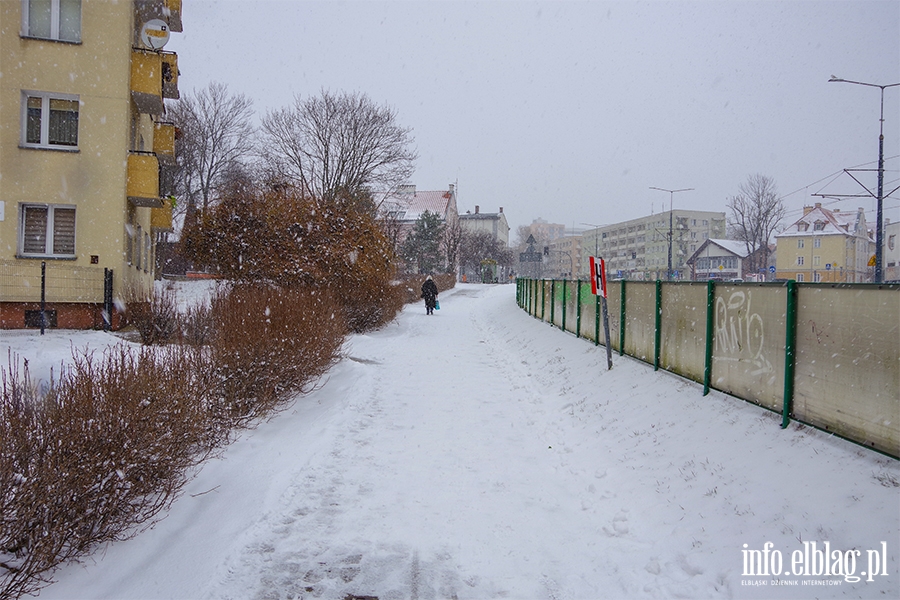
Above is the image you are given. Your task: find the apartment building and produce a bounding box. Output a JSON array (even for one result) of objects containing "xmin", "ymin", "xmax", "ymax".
[
  {"xmin": 459, "ymin": 205, "xmax": 510, "ymax": 247},
  {"xmin": 548, "ymin": 235, "xmax": 582, "ymax": 279},
  {"xmin": 581, "ymin": 210, "xmax": 726, "ymax": 280},
  {"xmin": 774, "ymin": 203, "xmax": 874, "ymax": 283},
  {"xmin": 0, "ymin": 0, "xmax": 181, "ymax": 329}
]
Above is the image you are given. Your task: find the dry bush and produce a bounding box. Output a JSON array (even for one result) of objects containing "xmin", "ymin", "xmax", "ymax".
[
  {"xmin": 1, "ymin": 270, "xmax": 351, "ymax": 599},
  {"xmin": 206, "ymin": 284, "xmax": 345, "ymax": 430},
  {"xmin": 182, "ymin": 186, "xmax": 402, "ymax": 333},
  {"xmin": 175, "ymin": 301, "xmax": 215, "ymax": 348},
  {"xmin": 126, "ymin": 286, "xmax": 180, "ymax": 345},
  {"xmin": 0, "ymin": 345, "xmax": 212, "ymax": 600}
]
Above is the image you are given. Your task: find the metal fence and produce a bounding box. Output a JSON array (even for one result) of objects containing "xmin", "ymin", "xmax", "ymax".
[
  {"xmin": 0, "ymin": 260, "xmax": 106, "ymax": 303},
  {"xmin": 517, "ymin": 278, "xmax": 900, "ymax": 458}
]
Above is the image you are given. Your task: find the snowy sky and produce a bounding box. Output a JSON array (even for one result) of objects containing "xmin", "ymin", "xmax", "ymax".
[{"xmin": 166, "ymin": 0, "xmax": 900, "ymax": 234}]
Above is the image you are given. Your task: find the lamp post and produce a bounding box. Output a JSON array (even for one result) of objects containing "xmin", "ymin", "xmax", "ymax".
[
  {"xmin": 829, "ymin": 76, "xmax": 900, "ymax": 283},
  {"xmin": 580, "ymin": 222, "xmax": 604, "ymax": 276},
  {"xmin": 650, "ymin": 187, "xmax": 694, "ymax": 280}
]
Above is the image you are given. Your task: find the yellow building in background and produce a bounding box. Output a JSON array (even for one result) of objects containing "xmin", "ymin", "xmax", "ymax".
[
  {"xmin": 774, "ymin": 203, "xmax": 874, "ymax": 283},
  {"xmin": 0, "ymin": 0, "xmax": 182, "ymax": 329}
]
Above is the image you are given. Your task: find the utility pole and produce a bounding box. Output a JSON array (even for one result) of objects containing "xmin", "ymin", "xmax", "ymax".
[
  {"xmin": 829, "ymin": 77, "xmax": 900, "ymax": 283},
  {"xmin": 650, "ymin": 187, "xmax": 694, "ymax": 280}
]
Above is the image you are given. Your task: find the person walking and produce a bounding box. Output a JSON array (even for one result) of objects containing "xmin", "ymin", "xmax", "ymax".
[{"xmin": 421, "ymin": 275, "xmax": 438, "ymax": 315}]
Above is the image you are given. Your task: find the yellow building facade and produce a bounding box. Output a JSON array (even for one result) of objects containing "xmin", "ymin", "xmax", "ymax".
[
  {"xmin": 0, "ymin": 0, "xmax": 181, "ymax": 329},
  {"xmin": 774, "ymin": 203, "xmax": 874, "ymax": 283}
]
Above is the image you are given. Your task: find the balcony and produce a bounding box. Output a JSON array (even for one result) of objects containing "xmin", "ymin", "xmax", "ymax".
[
  {"xmin": 127, "ymin": 152, "xmax": 163, "ymax": 208},
  {"xmin": 135, "ymin": 0, "xmax": 183, "ymax": 33},
  {"xmin": 161, "ymin": 52, "xmax": 179, "ymax": 100},
  {"xmin": 151, "ymin": 202, "xmax": 173, "ymax": 231},
  {"xmin": 130, "ymin": 50, "xmax": 179, "ymax": 115},
  {"xmin": 165, "ymin": 0, "xmax": 183, "ymax": 32},
  {"xmin": 154, "ymin": 121, "xmax": 176, "ymax": 165}
]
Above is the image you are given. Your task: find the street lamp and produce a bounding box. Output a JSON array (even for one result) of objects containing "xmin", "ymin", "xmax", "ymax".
[
  {"xmin": 829, "ymin": 76, "xmax": 900, "ymax": 283},
  {"xmin": 650, "ymin": 187, "xmax": 694, "ymax": 280}
]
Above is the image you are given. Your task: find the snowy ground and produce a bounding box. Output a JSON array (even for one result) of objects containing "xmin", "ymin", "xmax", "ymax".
[{"xmin": 4, "ymin": 283, "xmax": 898, "ymax": 600}]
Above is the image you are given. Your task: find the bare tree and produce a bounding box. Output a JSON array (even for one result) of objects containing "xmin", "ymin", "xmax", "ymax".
[
  {"xmin": 167, "ymin": 82, "xmax": 255, "ymax": 216},
  {"xmin": 442, "ymin": 218, "xmax": 462, "ymax": 275},
  {"xmin": 727, "ymin": 174, "xmax": 785, "ymax": 276},
  {"xmin": 260, "ymin": 90, "xmax": 416, "ymax": 211}
]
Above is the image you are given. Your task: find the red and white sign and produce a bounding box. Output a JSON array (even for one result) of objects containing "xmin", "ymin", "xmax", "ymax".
[{"xmin": 589, "ymin": 256, "xmax": 608, "ymax": 298}]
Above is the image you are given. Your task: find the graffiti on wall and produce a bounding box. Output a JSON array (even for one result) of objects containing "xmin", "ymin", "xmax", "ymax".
[{"xmin": 714, "ymin": 290, "xmax": 774, "ymax": 375}]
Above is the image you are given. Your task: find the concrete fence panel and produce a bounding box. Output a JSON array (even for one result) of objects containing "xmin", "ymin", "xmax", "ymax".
[
  {"xmin": 660, "ymin": 282, "xmax": 708, "ymax": 382},
  {"xmin": 793, "ymin": 285, "xmax": 899, "ymax": 456},
  {"xmin": 624, "ymin": 281, "xmax": 655, "ymax": 364},
  {"xmin": 711, "ymin": 284, "xmax": 787, "ymax": 412}
]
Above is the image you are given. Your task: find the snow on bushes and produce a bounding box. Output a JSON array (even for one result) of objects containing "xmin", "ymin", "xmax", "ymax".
[{"xmin": 0, "ymin": 283, "xmax": 345, "ymax": 599}]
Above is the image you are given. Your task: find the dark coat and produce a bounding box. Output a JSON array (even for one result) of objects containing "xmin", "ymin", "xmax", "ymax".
[{"xmin": 421, "ymin": 279, "xmax": 438, "ymax": 309}]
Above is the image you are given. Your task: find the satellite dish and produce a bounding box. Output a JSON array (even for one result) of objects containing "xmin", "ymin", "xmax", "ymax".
[{"xmin": 141, "ymin": 19, "xmax": 170, "ymax": 49}]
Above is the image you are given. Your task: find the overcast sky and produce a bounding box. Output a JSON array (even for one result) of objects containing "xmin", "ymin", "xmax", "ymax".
[{"xmin": 166, "ymin": 0, "xmax": 900, "ymax": 235}]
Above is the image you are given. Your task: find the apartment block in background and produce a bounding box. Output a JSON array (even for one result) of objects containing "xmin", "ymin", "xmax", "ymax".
[
  {"xmin": 0, "ymin": 0, "xmax": 182, "ymax": 329},
  {"xmin": 581, "ymin": 210, "xmax": 726, "ymax": 280}
]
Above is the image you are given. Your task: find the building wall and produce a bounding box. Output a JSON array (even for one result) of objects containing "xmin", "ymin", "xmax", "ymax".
[
  {"xmin": 0, "ymin": 1, "xmax": 180, "ymax": 328},
  {"xmin": 775, "ymin": 232, "xmax": 873, "ymax": 282},
  {"xmin": 885, "ymin": 221, "xmax": 900, "ymax": 282}
]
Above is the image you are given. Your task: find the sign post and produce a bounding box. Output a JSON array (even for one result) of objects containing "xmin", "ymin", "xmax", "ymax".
[{"xmin": 590, "ymin": 256, "xmax": 613, "ymax": 370}]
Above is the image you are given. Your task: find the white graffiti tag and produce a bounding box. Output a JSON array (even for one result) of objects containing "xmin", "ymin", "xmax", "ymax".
[{"xmin": 714, "ymin": 290, "xmax": 773, "ymax": 375}]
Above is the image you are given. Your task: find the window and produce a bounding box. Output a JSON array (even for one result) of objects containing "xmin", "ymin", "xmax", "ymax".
[
  {"xmin": 814, "ymin": 237, "xmax": 821, "ymax": 248},
  {"xmin": 813, "ymin": 221, "xmax": 825, "ymax": 231},
  {"xmin": 797, "ymin": 256, "xmax": 804, "ymax": 266},
  {"xmin": 21, "ymin": 0, "xmax": 81, "ymax": 42},
  {"xmin": 814, "ymin": 272, "xmax": 822, "ymax": 283},
  {"xmin": 797, "ymin": 239, "xmax": 805, "ymax": 249},
  {"xmin": 19, "ymin": 204, "xmax": 76, "ymax": 257},
  {"xmin": 22, "ymin": 91, "xmax": 79, "ymax": 148},
  {"xmin": 144, "ymin": 232, "xmax": 151, "ymax": 273},
  {"xmin": 889, "ymin": 234, "xmax": 896, "ymax": 251},
  {"xmin": 135, "ymin": 225, "xmax": 143, "ymax": 270},
  {"xmin": 813, "ymin": 256, "xmax": 820, "ymax": 266},
  {"xmin": 796, "ymin": 273, "xmax": 804, "ymax": 282}
]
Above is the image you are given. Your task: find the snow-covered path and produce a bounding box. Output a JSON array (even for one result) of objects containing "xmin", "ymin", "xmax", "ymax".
[{"xmin": 32, "ymin": 283, "xmax": 900, "ymax": 599}]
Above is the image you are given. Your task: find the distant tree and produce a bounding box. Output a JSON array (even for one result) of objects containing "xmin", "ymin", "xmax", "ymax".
[
  {"xmin": 167, "ymin": 82, "xmax": 256, "ymax": 217},
  {"xmin": 260, "ymin": 90, "xmax": 416, "ymax": 212},
  {"xmin": 727, "ymin": 174, "xmax": 785, "ymax": 276},
  {"xmin": 459, "ymin": 230, "xmax": 513, "ymax": 277},
  {"xmin": 401, "ymin": 211, "xmax": 445, "ymax": 274},
  {"xmin": 442, "ymin": 219, "xmax": 463, "ymax": 275}
]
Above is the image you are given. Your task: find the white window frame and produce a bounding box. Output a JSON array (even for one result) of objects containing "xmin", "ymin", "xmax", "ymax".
[
  {"xmin": 796, "ymin": 273, "xmax": 804, "ymax": 282},
  {"xmin": 797, "ymin": 256, "xmax": 804, "ymax": 266},
  {"xmin": 21, "ymin": 90, "xmax": 80, "ymax": 150},
  {"xmin": 18, "ymin": 203, "xmax": 77, "ymax": 258},
  {"xmin": 21, "ymin": 0, "xmax": 82, "ymax": 42},
  {"xmin": 797, "ymin": 239, "xmax": 805, "ymax": 249},
  {"xmin": 813, "ymin": 237, "xmax": 821, "ymax": 248}
]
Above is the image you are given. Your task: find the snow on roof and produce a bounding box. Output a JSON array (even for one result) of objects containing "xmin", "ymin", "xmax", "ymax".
[
  {"xmin": 707, "ymin": 239, "xmax": 751, "ymax": 257},
  {"xmin": 380, "ymin": 189, "xmax": 453, "ymax": 222},
  {"xmin": 777, "ymin": 204, "xmax": 873, "ymax": 241}
]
